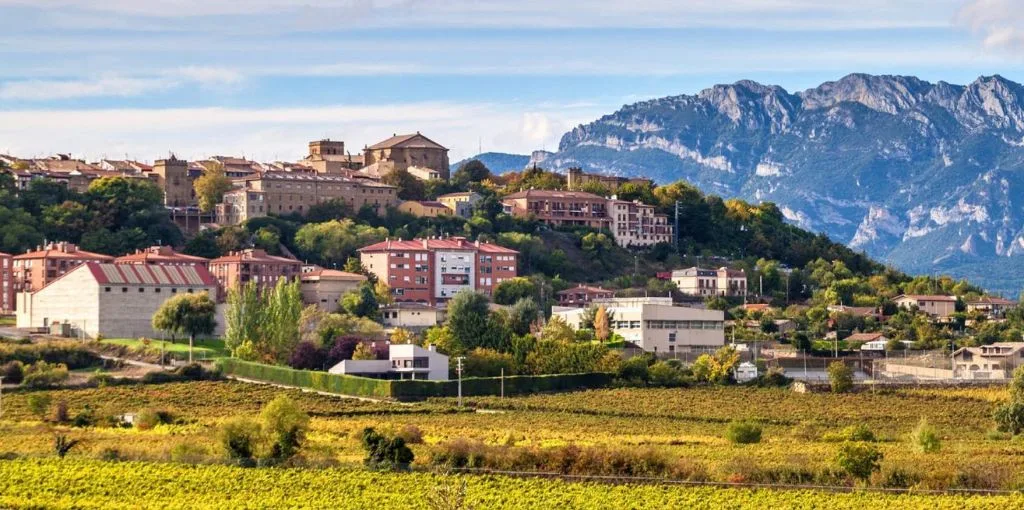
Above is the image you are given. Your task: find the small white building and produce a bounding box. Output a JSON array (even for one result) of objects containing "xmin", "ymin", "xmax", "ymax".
[
  {"xmin": 328, "ymin": 343, "xmax": 449, "ymax": 381},
  {"xmin": 552, "ymin": 297, "xmax": 725, "ymax": 354},
  {"xmin": 735, "ymin": 362, "xmax": 758, "ymax": 383},
  {"xmin": 381, "ymin": 302, "xmax": 441, "ymax": 331}
]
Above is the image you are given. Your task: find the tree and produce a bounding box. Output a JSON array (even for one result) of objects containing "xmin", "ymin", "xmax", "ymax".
[
  {"xmin": 835, "ymin": 442, "xmax": 883, "ymax": 484},
  {"xmin": 446, "ymin": 291, "xmax": 493, "ymax": 352},
  {"xmin": 342, "ymin": 283, "xmax": 380, "ymax": 320},
  {"xmin": 374, "ymin": 280, "xmax": 393, "ymax": 306},
  {"xmin": 260, "ymin": 394, "xmax": 310, "ymax": 460},
  {"xmin": 691, "ymin": 345, "xmax": 740, "ymax": 384},
  {"xmin": 361, "ymin": 427, "xmax": 414, "ymax": 470},
  {"xmin": 911, "ymin": 417, "xmax": 941, "ymax": 453},
  {"xmin": 225, "ymin": 281, "xmax": 263, "ymax": 358},
  {"xmin": 504, "ymin": 298, "xmax": 539, "ymax": 336},
  {"xmin": 294, "ymin": 219, "xmax": 389, "ymax": 266},
  {"xmin": 352, "ymin": 342, "xmax": 377, "ymax": 360},
  {"xmin": 151, "ymin": 292, "xmax": 217, "ymax": 363},
  {"xmin": 827, "ymin": 361, "xmax": 854, "ymax": 393},
  {"xmin": 452, "ymin": 160, "xmax": 492, "ymax": 189},
  {"xmin": 381, "ymin": 169, "xmax": 426, "ymax": 200},
  {"xmin": 193, "ymin": 163, "xmax": 233, "ymax": 213},
  {"xmin": 593, "ymin": 305, "xmax": 610, "ymax": 341},
  {"xmin": 262, "ymin": 279, "xmax": 304, "ymax": 364},
  {"xmin": 492, "ymin": 277, "xmax": 537, "ymax": 305}
]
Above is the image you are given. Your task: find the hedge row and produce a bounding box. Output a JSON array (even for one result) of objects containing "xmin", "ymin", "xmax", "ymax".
[
  {"xmin": 216, "ymin": 358, "xmax": 613, "ymax": 399},
  {"xmin": 0, "ymin": 341, "xmax": 102, "ymax": 370}
]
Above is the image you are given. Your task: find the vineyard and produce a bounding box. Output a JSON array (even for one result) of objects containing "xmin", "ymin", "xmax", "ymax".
[
  {"xmin": 1, "ymin": 458, "xmax": 1022, "ymax": 509},
  {"xmin": 0, "ymin": 380, "xmax": 1022, "ymax": 505}
]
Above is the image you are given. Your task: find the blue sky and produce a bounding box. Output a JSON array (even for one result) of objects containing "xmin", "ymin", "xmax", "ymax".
[{"xmin": 1, "ymin": 0, "xmax": 1022, "ymax": 162}]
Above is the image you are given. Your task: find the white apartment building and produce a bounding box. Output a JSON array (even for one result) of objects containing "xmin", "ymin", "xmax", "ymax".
[
  {"xmin": 672, "ymin": 267, "xmax": 747, "ymax": 297},
  {"xmin": 553, "ymin": 297, "xmax": 725, "ymax": 354},
  {"xmin": 607, "ymin": 198, "xmax": 673, "ymax": 247}
]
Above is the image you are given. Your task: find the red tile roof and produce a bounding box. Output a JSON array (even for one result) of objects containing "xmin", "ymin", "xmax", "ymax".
[
  {"xmin": 557, "ymin": 285, "xmax": 614, "ymax": 296},
  {"xmin": 301, "ymin": 269, "xmax": 367, "ymax": 282},
  {"xmin": 359, "ymin": 238, "xmax": 517, "ymax": 254},
  {"xmin": 846, "ymin": 332, "xmax": 886, "ymax": 342},
  {"xmin": 114, "ymin": 246, "xmax": 209, "ymax": 265},
  {"xmin": 210, "ymin": 249, "xmax": 301, "ymax": 265},
  {"xmin": 14, "ymin": 244, "xmax": 113, "ymax": 261},
  {"xmin": 85, "ymin": 262, "xmax": 218, "ymax": 288},
  {"xmin": 503, "ymin": 189, "xmax": 604, "ymax": 200},
  {"xmin": 894, "ymin": 294, "xmax": 957, "ymax": 302},
  {"xmin": 969, "ymin": 296, "xmax": 1017, "ymax": 306}
]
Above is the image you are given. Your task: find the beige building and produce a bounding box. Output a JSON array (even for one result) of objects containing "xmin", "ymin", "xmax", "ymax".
[
  {"xmin": 437, "ymin": 192, "xmax": 483, "ymax": 218},
  {"xmin": 222, "ymin": 171, "xmax": 397, "ymax": 223},
  {"xmin": 553, "ymin": 297, "xmax": 725, "ymax": 354},
  {"xmin": 893, "ymin": 295, "xmax": 957, "ymax": 319},
  {"xmin": 380, "ymin": 302, "xmax": 441, "ymax": 331},
  {"xmin": 304, "ymin": 139, "xmax": 363, "ymax": 174},
  {"xmin": 16, "ymin": 262, "xmax": 222, "ymax": 339},
  {"xmin": 566, "ymin": 167, "xmax": 653, "ymax": 191},
  {"xmin": 967, "ymin": 296, "xmax": 1017, "ymax": 319},
  {"xmin": 0, "ymin": 251, "xmax": 12, "ymax": 314},
  {"xmin": 115, "ymin": 246, "xmax": 209, "ymax": 268},
  {"xmin": 501, "ymin": 189, "xmax": 610, "ymax": 230},
  {"xmin": 300, "ymin": 267, "xmax": 367, "ymax": 312},
  {"xmin": 209, "ymin": 249, "xmax": 302, "ymax": 299},
  {"xmin": 398, "ymin": 200, "xmax": 452, "ymax": 218},
  {"xmin": 151, "ymin": 156, "xmax": 196, "ymax": 208},
  {"xmin": 362, "ymin": 133, "xmax": 450, "ymax": 180},
  {"xmin": 672, "ymin": 267, "xmax": 747, "ymax": 297},
  {"xmin": 953, "ymin": 343, "xmax": 1024, "ymax": 380},
  {"xmin": 215, "ymin": 188, "xmax": 267, "ymax": 225},
  {"xmin": 607, "ymin": 198, "xmax": 673, "ymax": 247}
]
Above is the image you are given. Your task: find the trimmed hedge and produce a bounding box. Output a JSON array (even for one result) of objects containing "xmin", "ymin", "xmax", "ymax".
[
  {"xmin": 216, "ymin": 358, "xmax": 613, "ymax": 400},
  {"xmin": 0, "ymin": 341, "xmax": 102, "ymax": 370}
]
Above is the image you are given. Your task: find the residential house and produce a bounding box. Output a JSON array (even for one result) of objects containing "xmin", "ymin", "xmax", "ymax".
[
  {"xmin": 553, "ymin": 297, "xmax": 725, "ymax": 354},
  {"xmin": 16, "ymin": 262, "xmax": 222, "ymax": 339},
  {"xmin": 501, "ymin": 189, "xmax": 610, "ymax": 230},
  {"xmin": 361, "ymin": 132, "xmax": 450, "ymax": 180},
  {"xmin": 0, "ymin": 252, "xmax": 12, "ymax": 314},
  {"xmin": 606, "ymin": 197, "xmax": 673, "ymax": 247},
  {"xmin": 556, "ymin": 285, "xmax": 615, "ymax": 307},
  {"xmin": 848, "ymin": 333, "xmax": 894, "ymax": 351},
  {"xmin": 436, "ymin": 192, "xmax": 483, "ymax": 218},
  {"xmin": 300, "ymin": 267, "xmax": 366, "ymax": 312},
  {"xmin": 208, "ymin": 249, "xmax": 302, "ymax": 299},
  {"xmin": 953, "ymin": 343, "xmax": 1024, "ymax": 380},
  {"xmin": 114, "ymin": 246, "xmax": 209, "ymax": 268},
  {"xmin": 329, "ymin": 343, "xmax": 449, "ymax": 381},
  {"xmin": 201, "ymin": 156, "xmax": 264, "ymax": 178},
  {"xmin": 12, "ymin": 243, "xmax": 115, "ymax": 299},
  {"xmin": 827, "ymin": 305, "xmax": 884, "ymax": 320},
  {"xmin": 893, "ymin": 295, "xmax": 958, "ymax": 319},
  {"xmin": 380, "ymin": 302, "xmax": 441, "ymax": 331},
  {"xmin": 967, "ymin": 296, "xmax": 1017, "ymax": 319},
  {"xmin": 671, "ymin": 267, "xmax": 747, "ymax": 297},
  {"xmin": 566, "ymin": 167, "xmax": 653, "ymax": 191},
  {"xmin": 398, "ymin": 200, "xmax": 452, "ymax": 218},
  {"xmin": 359, "ymin": 237, "xmax": 518, "ymax": 305}
]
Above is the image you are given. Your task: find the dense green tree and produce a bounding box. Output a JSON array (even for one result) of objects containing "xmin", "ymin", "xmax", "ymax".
[
  {"xmin": 447, "ymin": 291, "xmax": 494, "ymax": 352},
  {"xmin": 294, "ymin": 219, "xmax": 389, "ymax": 266},
  {"xmin": 491, "ymin": 277, "xmax": 537, "ymax": 305},
  {"xmin": 452, "ymin": 160, "xmax": 492, "ymax": 188},
  {"xmin": 193, "ymin": 163, "xmax": 233, "ymax": 213},
  {"xmin": 151, "ymin": 292, "xmax": 218, "ymax": 363},
  {"xmin": 381, "ymin": 169, "xmax": 426, "ymax": 200},
  {"xmin": 341, "ymin": 282, "xmax": 380, "ymax": 320}
]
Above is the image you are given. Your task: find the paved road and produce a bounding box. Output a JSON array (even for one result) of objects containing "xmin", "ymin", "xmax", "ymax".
[{"xmin": 0, "ymin": 326, "xmax": 29, "ymax": 340}]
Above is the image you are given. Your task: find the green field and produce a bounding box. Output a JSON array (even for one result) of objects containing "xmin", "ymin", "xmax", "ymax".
[{"xmin": 100, "ymin": 338, "xmax": 229, "ymax": 359}]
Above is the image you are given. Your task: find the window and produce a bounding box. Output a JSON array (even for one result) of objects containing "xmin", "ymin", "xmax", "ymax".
[
  {"xmin": 139, "ymin": 288, "xmax": 145, "ymax": 293},
  {"xmin": 104, "ymin": 287, "xmax": 111, "ymax": 292},
  {"xmin": 171, "ymin": 288, "xmax": 177, "ymax": 293},
  {"xmin": 122, "ymin": 287, "xmax": 128, "ymax": 293},
  {"xmin": 668, "ymin": 332, "xmax": 676, "ymax": 343}
]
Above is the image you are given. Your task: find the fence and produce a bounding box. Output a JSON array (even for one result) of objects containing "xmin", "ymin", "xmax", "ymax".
[{"xmin": 216, "ymin": 358, "xmax": 614, "ymax": 400}]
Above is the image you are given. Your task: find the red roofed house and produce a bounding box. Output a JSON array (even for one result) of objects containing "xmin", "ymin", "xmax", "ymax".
[
  {"xmin": 967, "ymin": 296, "xmax": 1018, "ymax": 319},
  {"xmin": 0, "ymin": 251, "xmax": 12, "ymax": 314},
  {"xmin": 501, "ymin": 189, "xmax": 610, "ymax": 230},
  {"xmin": 893, "ymin": 294, "xmax": 958, "ymax": 319},
  {"xmin": 397, "ymin": 200, "xmax": 453, "ymax": 218},
  {"xmin": 114, "ymin": 246, "xmax": 209, "ymax": 269},
  {"xmin": 12, "ymin": 243, "xmax": 114, "ymax": 301},
  {"xmin": 300, "ymin": 266, "xmax": 367, "ymax": 312},
  {"xmin": 359, "ymin": 237, "xmax": 518, "ymax": 305},
  {"xmin": 556, "ymin": 285, "xmax": 615, "ymax": 308},
  {"xmin": 15, "ymin": 262, "xmax": 221, "ymax": 339},
  {"xmin": 209, "ymin": 249, "xmax": 302, "ymax": 299}
]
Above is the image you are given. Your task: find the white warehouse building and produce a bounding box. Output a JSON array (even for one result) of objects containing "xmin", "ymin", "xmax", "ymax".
[{"xmin": 553, "ymin": 297, "xmax": 725, "ymax": 354}]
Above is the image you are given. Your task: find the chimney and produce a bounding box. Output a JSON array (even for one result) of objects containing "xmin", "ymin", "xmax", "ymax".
[{"xmin": 422, "ymin": 239, "xmax": 428, "ymax": 249}]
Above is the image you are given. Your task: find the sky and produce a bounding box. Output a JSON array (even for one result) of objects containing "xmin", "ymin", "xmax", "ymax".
[{"xmin": 1, "ymin": 0, "xmax": 1023, "ymax": 163}]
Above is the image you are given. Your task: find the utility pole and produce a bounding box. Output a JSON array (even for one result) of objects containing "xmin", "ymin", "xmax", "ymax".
[
  {"xmin": 673, "ymin": 200, "xmax": 680, "ymax": 251},
  {"xmin": 0, "ymin": 375, "xmax": 4, "ymax": 421},
  {"xmin": 500, "ymin": 368, "xmax": 505, "ymax": 399},
  {"xmin": 455, "ymin": 356, "xmax": 465, "ymax": 408}
]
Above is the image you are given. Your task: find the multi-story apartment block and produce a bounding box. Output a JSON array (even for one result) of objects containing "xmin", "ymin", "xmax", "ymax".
[
  {"xmin": 222, "ymin": 171, "xmax": 396, "ymax": 223},
  {"xmin": 114, "ymin": 246, "xmax": 209, "ymax": 268},
  {"xmin": 300, "ymin": 267, "xmax": 367, "ymax": 312},
  {"xmin": 150, "ymin": 156, "xmax": 196, "ymax": 208},
  {"xmin": 607, "ymin": 198, "xmax": 673, "ymax": 247},
  {"xmin": 0, "ymin": 252, "xmax": 12, "ymax": 314},
  {"xmin": 359, "ymin": 237, "xmax": 518, "ymax": 305},
  {"xmin": 362, "ymin": 133, "xmax": 450, "ymax": 180},
  {"xmin": 208, "ymin": 249, "xmax": 302, "ymax": 298},
  {"xmin": 671, "ymin": 267, "xmax": 748, "ymax": 297},
  {"xmin": 215, "ymin": 188, "xmax": 267, "ymax": 226},
  {"xmin": 12, "ymin": 243, "xmax": 115, "ymax": 299},
  {"xmin": 501, "ymin": 190, "xmax": 611, "ymax": 229},
  {"xmin": 893, "ymin": 294, "xmax": 958, "ymax": 319}
]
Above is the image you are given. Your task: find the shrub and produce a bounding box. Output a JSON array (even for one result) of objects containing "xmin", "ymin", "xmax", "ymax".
[
  {"xmin": 842, "ymin": 424, "xmax": 876, "ymax": 442},
  {"xmin": 135, "ymin": 409, "xmax": 174, "ymax": 431},
  {"xmin": 464, "ymin": 348, "xmax": 515, "ymax": 378},
  {"xmin": 880, "ymin": 467, "xmax": 921, "ymax": 489},
  {"xmin": 219, "ymin": 417, "xmax": 262, "ymax": 464},
  {"xmin": 911, "ymin": 418, "xmax": 941, "ymax": 453},
  {"xmin": 835, "ymin": 442, "xmax": 882, "ymax": 484},
  {"xmin": 140, "ymin": 364, "xmax": 219, "ymax": 385},
  {"xmin": 22, "ymin": 361, "xmax": 69, "ymax": 388},
  {"xmin": 361, "ymin": 427, "xmax": 414, "ymax": 470},
  {"xmin": 26, "ymin": 393, "xmax": 52, "ymax": 421},
  {"xmin": 98, "ymin": 448, "xmax": 122, "ymax": 461},
  {"xmin": 397, "ymin": 424, "xmax": 424, "ymax": 444},
  {"xmin": 0, "ymin": 360, "xmax": 24, "ymax": 384},
  {"xmin": 71, "ymin": 404, "xmax": 96, "ymax": 428},
  {"xmin": 170, "ymin": 443, "xmax": 209, "ymax": 464},
  {"xmin": 827, "ymin": 361, "xmax": 853, "ymax": 393},
  {"xmin": 0, "ymin": 342, "xmax": 101, "ymax": 370},
  {"xmin": 725, "ymin": 421, "xmax": 762, "ymax": 444},
  {"xmin": 260, "ymin": 394, "xmax": 310, "ymax": 460},
  {"xmin": 757, "ymin": 367, "xmax": 791, "ymax": 387},
  {"xmin": 53, "ymin": 434, "xmax": 80, "ymax": 459},
  {"xmin": 994, "ymin": 400, "xmax": 1024, "ymax": 435},
  {"xmin": 616, "ymin": 355, "xmax": 650, "ymax": 384},
  {"xmin": 648, "ymin": 361, "xmax": 689, "ymax": 387},
  {"xmin": 53, "ymin": 400, "xmax": 70, "ymax": 424},
  {"xmin": 288, "ymin": 341, "xmax": 325, "ymax": 370}
]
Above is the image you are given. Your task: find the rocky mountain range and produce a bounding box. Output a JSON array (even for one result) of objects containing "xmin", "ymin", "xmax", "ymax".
[{"xmin": 521, "ymin": 74, "xmax": 1024, "ymax": 295}]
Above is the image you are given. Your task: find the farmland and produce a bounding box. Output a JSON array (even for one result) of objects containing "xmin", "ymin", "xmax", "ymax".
[{"xmin": 0, "ymin": 380, "xmax": 1022, "ymax": 506}]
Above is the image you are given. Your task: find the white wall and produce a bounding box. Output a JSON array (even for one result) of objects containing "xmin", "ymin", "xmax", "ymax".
[{"xmin": 433, "ymin": 249, "xmax": 475, "ymax": 300}]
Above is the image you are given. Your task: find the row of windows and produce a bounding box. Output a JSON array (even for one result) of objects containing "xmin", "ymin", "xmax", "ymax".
[
  {"xmin": 103, "ymin": 287, "xmax": 195, "ymax": 294},
  {"xmin": 646, "ymin": 320, "xmax": 723, "ymax": 330}
]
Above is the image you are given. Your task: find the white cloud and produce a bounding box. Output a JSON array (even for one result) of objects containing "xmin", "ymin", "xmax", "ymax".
[
  {"xmin": 0, "ymin": 66, "xmax": 243, "ymax": 100},
  {"xmin": 0, "ymin": 101, "xmax": 603, "ymax": 161},
  {"xmin": 958, "ymin": 0, "xmax": 1024, "ymax": 55}
]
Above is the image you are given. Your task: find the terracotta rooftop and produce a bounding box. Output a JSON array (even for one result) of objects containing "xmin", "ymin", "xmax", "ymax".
[
  {"xmin": 114, "ymin": 246, "xmax": 209, "ymax": 265},
  {"xmin": 300, "ymin": 269, "xmax": 367, "ymax": 282},
  {"xmin": 366, "ymin": 132, "xmax": 447, "ymax": 151},
  {"xmin": 210, "ymin": 249, "xmax": 301, "ymax": 265},
  {"xmin": 15, "ymin": 243, "xmax": 113, "ymax": 261},
  {"xmin": 359, "ymin": 238, "xmax": 517, "ymax": 254},
  {"xmin": 846, "ymin": 332, "xmax": 886, "ymax": 342},
  {"xmin": 968, "ymin": 296, "xmax": 1017, "ymax": 306},
  {"xmin": 557, "ymin": 285, "xmax": 614, "ymax": 296},
  {"xmin": 895, "ymin": 294, "xmax": 957, "ymax": 302},
  {"xmin": 84, "ymin": 262, "xmax": 218, "ymax": 288},
  {"xmin": 503, "ymin": 189, "xmax": 604, "ymax": 200}
]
